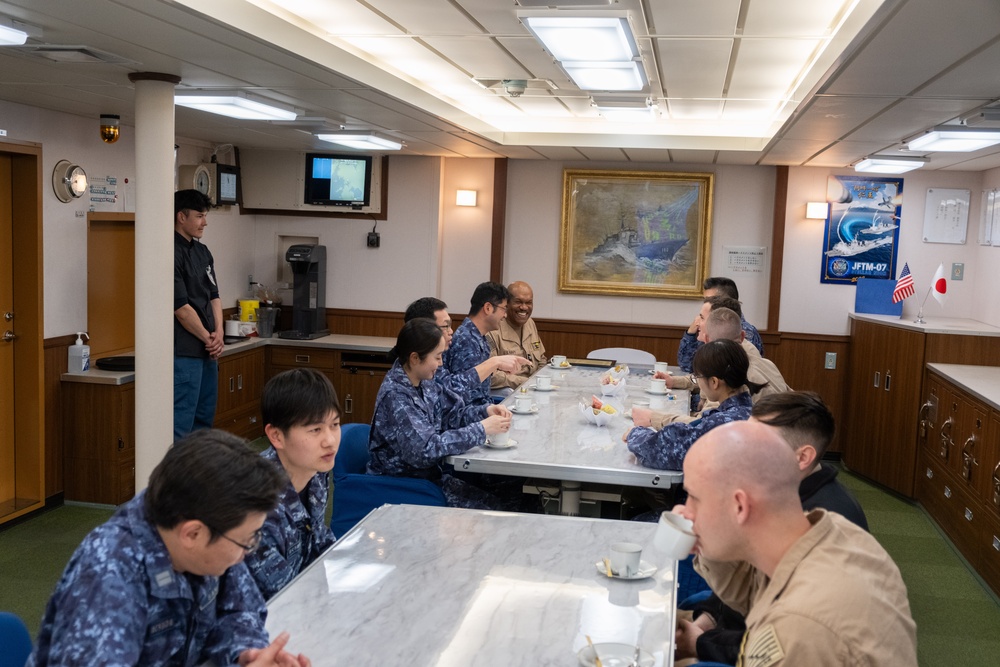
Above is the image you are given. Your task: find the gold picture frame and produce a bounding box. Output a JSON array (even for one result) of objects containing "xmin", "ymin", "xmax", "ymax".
[{"xmin": 558, "ymin": 169, "xmax": 714, "ymax": 298}]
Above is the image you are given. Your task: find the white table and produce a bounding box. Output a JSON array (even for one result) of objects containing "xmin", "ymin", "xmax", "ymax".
[
  {"xmin": 266, "ymin": 504, "xmax": 678, "ymax": 666},
  {"xmin": 446, "ymin": 363, "xmax": 690, "ymax": 514}
]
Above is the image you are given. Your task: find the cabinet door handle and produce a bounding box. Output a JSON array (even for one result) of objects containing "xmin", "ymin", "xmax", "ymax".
[
  {"xmin": 873, "ymin": 371, "xmax": 880, "ymax": 388},
  {"xmin": 344, "ymin": 394, "xmax": 353, "ymax": 414},
  {"xmin": 229, "ymin": 377, "xmax": 235, "ymax": 393},
  {"xmin": 237, "ymin": 373, "xmax": 243, "ymax": 391},
  {"xmin": 118, "ymin": 437, "xmax": 124, "ymax": 451},
  {"xmin": 295, "ymin": 354, "xmax": 311, "ymax": 364},
  {"xmin": 884, "ymin": 372, "xmax": 891, "ymax": 392}
]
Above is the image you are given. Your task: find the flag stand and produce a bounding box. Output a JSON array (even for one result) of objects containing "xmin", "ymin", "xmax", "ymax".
[{"xmin": 914, "ymin": 286, "xmax": 932, "ymax": 324}]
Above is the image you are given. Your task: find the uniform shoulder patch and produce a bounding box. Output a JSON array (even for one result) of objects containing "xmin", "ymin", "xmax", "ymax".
[{"xmin": 740, "ymin": 624, "xmax": 785, "ymax": 667}]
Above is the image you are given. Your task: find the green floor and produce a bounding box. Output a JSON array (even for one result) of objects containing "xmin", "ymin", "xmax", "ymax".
[{"xmin": 2, "ymin": 470, "xmax": 999, "ymax": 665}]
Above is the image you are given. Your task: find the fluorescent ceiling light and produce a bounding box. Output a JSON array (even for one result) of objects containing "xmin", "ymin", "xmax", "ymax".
[
  {"xmin": 315, "ymin": 132, "xmax": 402, "ymax": 151},
  {"xmin": 174, "ymin": 92, "xmax": 297, "ymax": 121},
  {"xmin": 907, "ymin": 126, "xmax": 1000, "ymax": 152},
  {"xmin": 563, "ymin": 61, "xmax": 646, "ymax": 91},
  {"xmin": 854, "ymin": 155, "xmax": 926, "ymax": 174},
  {"xmin": 594, "ymin": 97, "xmax": 657, "ymax": 121},
  {"xmin": 0, "ymin": 23, "xmax": 28, "ymax": 45},
  {"xmin": 519, "ymin": 15, "xmax": 638, "ymax": 62}
]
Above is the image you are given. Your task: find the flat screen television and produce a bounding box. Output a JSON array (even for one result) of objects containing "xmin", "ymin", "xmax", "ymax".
[{"xmin": 304, "ymin": 153, "xmax": 373, "ymax": 207}]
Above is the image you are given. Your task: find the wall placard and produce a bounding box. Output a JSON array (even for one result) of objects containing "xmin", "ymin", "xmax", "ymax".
[
  {"xmin": 724, "ymin": 246, "xmax": 766, "ymax": 274},
  {"xmin": 922, "ymin": 188, "xmax": 969, "ymax": 244}
]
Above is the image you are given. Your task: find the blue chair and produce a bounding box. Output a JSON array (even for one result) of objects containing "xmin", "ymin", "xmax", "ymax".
[
  {"xmin": 677, "ymin": 554, "xmax": 712, "ymax": 602},
  {"xmin": 330, "ymin": 423, "xmax": 447, "ymax": 538},
  {"xmin": 0, "ymin": 611, "xmax": 32, "ymax": 667}
]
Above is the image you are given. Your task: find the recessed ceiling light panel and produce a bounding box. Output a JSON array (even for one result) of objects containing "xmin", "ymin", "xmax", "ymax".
[
  {"xmin": 907, "ymin": 126, "xmax": 1000, "ymax": 152},
  {"xmin": 854, "ymin": 155, "xmax": 926, "ymax": 174},
  {"xmin": 175, "ymin": 91, "xmax": 297, "ymax": 121},
  {"xmin": 519, "ymin": 14, "xmax": 638, "ymax": 62}
]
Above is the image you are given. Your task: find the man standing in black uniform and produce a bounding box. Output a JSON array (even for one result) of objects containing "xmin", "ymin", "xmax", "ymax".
[{"xmin": 174, "ymin": 189, "xmax": 223, "ymax": 440}]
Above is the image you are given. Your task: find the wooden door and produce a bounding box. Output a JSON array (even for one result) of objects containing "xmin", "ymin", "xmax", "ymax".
[
  {"xmin": 0, "ymin": 155, "xmax": 12, "ymax": 506},
  {"xmin": 872, "ymin": 324, "xmax": 924, "ymax": 496},
  {"xmin": 844, "ymin": 319, "xmax": 883, "ymax": 479}
]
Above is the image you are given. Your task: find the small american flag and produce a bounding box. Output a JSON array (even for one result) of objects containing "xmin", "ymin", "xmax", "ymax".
[{"xmin": 893, "ymin": 263, "xmax": 915, "ymax": 303}]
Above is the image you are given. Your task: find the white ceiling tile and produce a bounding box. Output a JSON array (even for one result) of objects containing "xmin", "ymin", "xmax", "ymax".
[
  {"xmin": 780, "ymin": 95, "xmax": 896, "ymax": 141},
  {"xmin": 656, "ymin": 38, "xmax": 732, "ymax": 98},
  {"xmin": 646, "ymin": 0, "xmax": 740, "ymax": 36},
  {"xmin": 668, "ymin": 100, "xmax": 724, "ymax": 120},
  {"xmin": 744, "ymin": 0, "xmax": 851, "ymax": 37},
  {"xmin": 846, "ymin": 97, "xmax": 990, "ymax": 143},
  {"xmin": 728, "ymin": 38, "xmax": 822, "ymax": 99}
]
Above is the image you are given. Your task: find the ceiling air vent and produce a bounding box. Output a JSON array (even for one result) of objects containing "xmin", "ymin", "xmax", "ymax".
[{"xmin": 12, "ymin": 45, "xmax": 138, "ymax": 65}]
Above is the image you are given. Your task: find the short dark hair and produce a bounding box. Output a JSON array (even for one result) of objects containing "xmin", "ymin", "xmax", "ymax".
[
  {"xmin": 175, "ymin": 189, "xmax": 212, "ymax": 215},
  {"xmin": 389, "ymin": 318, "xmax": 443, "ymax": 365},
  {"xmin": 706, "ymin": 295, "xmax": 743, "ymax": 319},
  {"xmin": 404, "ymin": 297, "xmax": 447, "ymax": 322},
  {"xmin": 703, "ymin": 276, "xmax": 739, "ymax": 300},
  {"xmin": 469, "ymin": 282, "xmax": 510, "ymax": 316},
  {"xmin": 145, "ymin": 430, "xmax": 286, "ymax": 540},
  {"xmin": 752, "ymin": 391, "xmax": 835, "ymax": 459},
  {"xmin": 692, "ymin": 338, "xmax": 749, "ymax": 391},
  {"xmin": 261, "ymin": 368, "xmax": 340, "ymax": 433}
]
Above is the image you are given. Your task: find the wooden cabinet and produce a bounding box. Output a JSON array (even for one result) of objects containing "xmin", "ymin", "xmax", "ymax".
[
  {"xmin": 844, "ymin": 318, "xmax": 925, "ymax": 496},
  {"xmin": 266, "ymin": 346, "xmax": 389, "ymax": 424},
  {"xmin": 62, "ymin": 382, "xmax": 135, "ymax": 505},
  {"xmin": 214, "ymin": 348, "xmax": 264, "ymax": 440},
  {"xmin": 917, "ymin": 370, "xmax": 1000, "ymax": 596}
]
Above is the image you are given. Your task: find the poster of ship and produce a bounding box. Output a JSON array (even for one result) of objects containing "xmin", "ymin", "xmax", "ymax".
[
  {"xmin": 820, "ymin": 175, "xmax": 903, "ymax": 285},
  {"xmin": 559, "ymin": 170, "xmax": 714, "ymax": 298}
]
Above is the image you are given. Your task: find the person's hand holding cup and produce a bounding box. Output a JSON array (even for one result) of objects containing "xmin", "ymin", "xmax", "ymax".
[{"xmin": 653, "ymin": 511, "xmax": 697, "ymax": 560}]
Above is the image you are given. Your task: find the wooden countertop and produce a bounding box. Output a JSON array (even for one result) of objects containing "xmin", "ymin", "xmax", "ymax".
[
  {"xmin": 926, "ymin": 363, "xmax": 1000, "ymax": 412},
  {"xmin": 60, "ymin": 333, "xmax": 396, "ymax": 385},
  {"xmin": 850, "ymin": 313, "xmax": 1000, "ymax": 337}
]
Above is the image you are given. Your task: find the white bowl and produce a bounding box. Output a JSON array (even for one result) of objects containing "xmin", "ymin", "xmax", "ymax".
[
  {"xmin": 599, "ymin": 378, "xmax": 626, "ymax": 396},
  {"xmin": 580, "ymin": 403, "xmax": 615, "ymax": 426}
]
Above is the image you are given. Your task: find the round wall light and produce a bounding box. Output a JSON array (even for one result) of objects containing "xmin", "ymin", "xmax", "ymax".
[{"xmin": 52, "ymin": 159, "xmax": 88, "ymax": 202}]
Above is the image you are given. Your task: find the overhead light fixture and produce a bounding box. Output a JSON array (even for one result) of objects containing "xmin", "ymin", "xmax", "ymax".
[
  {"xmin": 907, "ymin": 126, "xmax": 1000, "ymax": 152},
  {"xmin": 315, "ymin": 132, "xmax": 402, "ymax": 151},
  {"xmin": 99, "ymin": 114, "xmax": 120, "ymax": 143},
  {"xmin": 52, "ymin": 160, "xmax": 88, "ymax": 202},
  {"xmin": 961, "ymin": 109, "xmax": 1000, "ymax": 127},
  {"xmin": 563, "ymin": 61, "xmax": 646, "ymax": 91},
  {"xmin": 456, "ymin": 190, "xmax": 477, "ymax": 207},
  {"xmin": 594, "ymin": 96, "xmax": 657, "ymax": 121},
  {"xmin": 519, "ymin": 14, "xmax": 639, "ymax": 63},
  {"xmin": 0, "ymin": 23, "xmax": 28, "ymax": 46},
  {"xmin": 805, "ymin": 202, "xmax": 829, "ymax": 219},
  {"xmin": 854, "ymin": 155, "xmax": 927, "ymax": 174},
  {"xmin": 174, "ymin": 91, "xmax": 297, "ymax": 121}
]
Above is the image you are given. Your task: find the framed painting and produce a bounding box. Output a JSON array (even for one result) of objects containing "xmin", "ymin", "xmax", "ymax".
[{"xmin": 558, "ymin": 169, "xmax": 714, "ymax": 298}]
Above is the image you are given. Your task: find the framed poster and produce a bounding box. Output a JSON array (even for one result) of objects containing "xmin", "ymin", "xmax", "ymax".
[
  {"xmin": 821, "ymin": 175, "xmax": 903, "ymax": 285},
  {"xmin": 558, "ymin": 169, "xmax": 714, "ymax": 298}
]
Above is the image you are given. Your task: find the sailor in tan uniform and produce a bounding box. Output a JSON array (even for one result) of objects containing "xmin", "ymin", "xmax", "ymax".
[
  {"xmin": 486, "ymin": 281, "xmax": 547, "ymax": 390},
  {"xmin": 678, "ymin": 421, "xmax": 917, "ymax": 667}
]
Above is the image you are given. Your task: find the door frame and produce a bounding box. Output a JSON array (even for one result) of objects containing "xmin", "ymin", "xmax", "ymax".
[{"xmin": 0, "ymin": 137, "xmax": 45, "ymax": 524}]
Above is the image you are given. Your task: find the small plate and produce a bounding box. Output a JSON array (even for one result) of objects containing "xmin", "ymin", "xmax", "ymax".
[
  {"xmin": 550, "ymin": 361, "xmax": 572, "ymax": 369},
  {"xmin": 594, "ymin": 560, "xmax": 658, "ymax": 580},
  {"xmin": 577, "ymin": 643, "xmax": 654, "ymax": 667},
  {"xmin": 533, "ymin": 384, "xmax": 557, "ymax": 391},
  {"xmin": 484, "ymin": 438, "xmax": 517, "ymax": 450},
  {"xmin": 645, "ymin": 387, "xmax": 669, "ymax": 396},
  {"xmin": 511, "ymin": 405, "xmax": 538, "ymax": 415}
]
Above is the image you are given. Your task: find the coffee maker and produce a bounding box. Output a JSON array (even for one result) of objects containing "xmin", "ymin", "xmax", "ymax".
[{"xmin": 278, "ymin": 244, "xmax": 329, "ymax": 340}]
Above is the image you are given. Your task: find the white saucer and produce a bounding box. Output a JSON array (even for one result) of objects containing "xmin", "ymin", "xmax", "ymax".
[
  {"xmin": 484, "ymin": 438, "xmax": 517, "ymax": 449},
  {"xmin": 577, "ymin": 643, "xmax": 653, "ymax": 667},
  {"xmin": 550, "ymin": 361, "xmax": 572, "ymax": 369},
  {"xmin": 532, "ymin": 384, "xmax": 557, "ymax": 392},
  {"xmin": 645, "ymin": 387, "xmax": 669, "ymax": 395},
  {"xmin": 594, "ymin": 560, "xmax": 657, "ymax": 580},
  {"xmin": 510, "ymin": 405, "xmax": 538, "ymax": 415}
]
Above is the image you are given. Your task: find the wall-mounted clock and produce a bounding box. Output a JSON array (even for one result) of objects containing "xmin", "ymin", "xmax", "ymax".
[{"xmin": 177, "ymin": 163, "xmax": 240, "ymax": 206}]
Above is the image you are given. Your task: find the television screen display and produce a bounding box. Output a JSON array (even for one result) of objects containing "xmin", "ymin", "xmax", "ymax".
[{"xmin": 304, "ymin": 153, "xmax": 372, "ymax": 207}]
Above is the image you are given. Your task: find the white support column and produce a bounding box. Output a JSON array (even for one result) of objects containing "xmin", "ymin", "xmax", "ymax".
[{"xmin": 129, "ymin": 72, "xmax": 181, "ymax": 492}]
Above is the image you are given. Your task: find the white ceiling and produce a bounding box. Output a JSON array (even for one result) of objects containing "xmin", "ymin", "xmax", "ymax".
[{"xmin": 1, "ymin": 0, "xmax": 1000, "ymax": 170}]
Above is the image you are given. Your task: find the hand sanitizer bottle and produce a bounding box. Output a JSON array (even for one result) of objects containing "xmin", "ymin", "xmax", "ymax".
[{"xmin": 68, "ymin": 332, "xmax": 90, "ymax": 372}]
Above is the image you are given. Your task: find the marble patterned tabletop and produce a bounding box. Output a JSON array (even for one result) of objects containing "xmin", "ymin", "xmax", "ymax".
[
  {"xmin": 446, "ymin": 363, "xmax": 690, "ymax": 487},
  {"xmin": 265, "ymin": 504, "xmax": 678, "ymax": 666}
]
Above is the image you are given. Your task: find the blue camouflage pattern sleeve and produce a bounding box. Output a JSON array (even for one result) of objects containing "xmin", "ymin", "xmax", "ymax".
[
  {"xmin": 676, "ymin": 332, "xmax": 700, "ymax": 373},
  {"xmin": 439, "ymin": 380, "xmax": 488, "ymax": 429},
  {"xmin": 201, "ymin": 563, "xmax": 270, "ymax": 666},
  {"xmin": 626, "ymin": 393, "xmax": 753, "ymax": 470}
]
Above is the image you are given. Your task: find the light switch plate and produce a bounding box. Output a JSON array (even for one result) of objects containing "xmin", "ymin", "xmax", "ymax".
[{"xmin": 952, "ymin": 262, "xmax": 964, "ymax": 280}]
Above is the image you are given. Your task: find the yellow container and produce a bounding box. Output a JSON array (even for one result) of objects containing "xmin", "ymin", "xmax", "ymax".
[{"xmin": 238, "ymin": 299, "xmax": 260, "ymax": 322}]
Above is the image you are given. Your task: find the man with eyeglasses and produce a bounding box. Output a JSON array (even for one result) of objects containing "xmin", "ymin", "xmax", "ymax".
[
  {"xmin": 29, "ymin": 430, "xmax": 313, "ymax": 667},
  {"xmin": 404, "ymin": 291, "xmax": 527, "ymax": 406}
]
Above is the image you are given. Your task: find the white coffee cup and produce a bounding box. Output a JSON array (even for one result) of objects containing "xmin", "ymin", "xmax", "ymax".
[
  {"xmin": 515, "ymin": 396, "xmax": 533, "ymax": 412},
  {"xmin": 654, "ymin": 512, "xmax": 697, "ymax": 560},
  {"xmin": 653, "ymin": 361, "xmax": 669, "ymax": 374},
  {"xmin": 224, "ymin": 319, "xmax": 241, "ymax": 336},
  {"xmin": 609, "ymin": 542, "xmax": 643, "ymax": 578},
  {"xmin": 490, "ymin": 430, "xmax": 510, "ymax": 446},
  {"xmin": 650, "ymin": 378, "xmax": 667, "ymax": 393},
  {"xmin": 536, "ymin": 374, "xmax": 552, "ymax": 390},
  {"xmin": 648, "ymin": 395, "xmax": 667, "ymax": 411},
  {"xmin": 551, "ymin": 354, "xmax": 567, "ymax": 367}
]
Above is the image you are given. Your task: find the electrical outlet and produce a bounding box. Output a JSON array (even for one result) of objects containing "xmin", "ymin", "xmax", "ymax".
[
  {"xmin": 824, "ymin": 352, "xmax": 837, "ymax": 370},
  {"xmin": 367, "ymin": 231, "xmax": 380, "ymax": 248}
]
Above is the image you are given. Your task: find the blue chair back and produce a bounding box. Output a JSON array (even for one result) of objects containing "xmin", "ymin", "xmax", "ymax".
[
  {"xmin": 0, "ymin": 611, "xmax": 32, "ymax": 667},
  {"xmin": 677, "ymin": 554, "xmax": 712, "ymax": 602},
  {"xmin": 334, "ymin": 423, "xmax": 372, "ymax": 476}
]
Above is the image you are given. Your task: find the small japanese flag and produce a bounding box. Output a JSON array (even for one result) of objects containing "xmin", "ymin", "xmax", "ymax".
[{"xmin": 932, "ymin": 263, "xmax": 948, "ymax": 306}]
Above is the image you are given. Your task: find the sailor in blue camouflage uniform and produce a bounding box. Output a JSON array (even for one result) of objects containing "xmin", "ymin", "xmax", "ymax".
[
  {"xmin": 245, "ymin": 368, "xmax": 341, "ymax": 600},
  {"xmin": 625, "ymin": 340, "xmax": 755, "ymax": 470},
  {"xmin": 28, "ymin": 430, "xmax": 312, "ymax": 667},
  {"xmin": 368, "ymin": 318, "xmax": 514, "ymax": 509}
]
